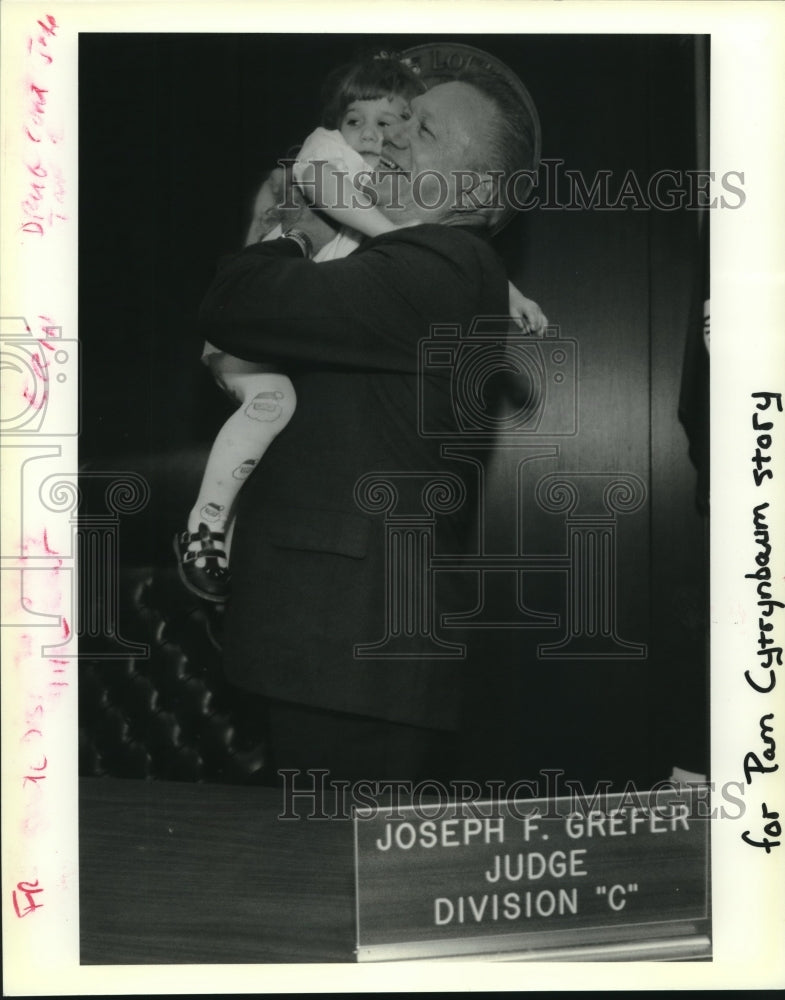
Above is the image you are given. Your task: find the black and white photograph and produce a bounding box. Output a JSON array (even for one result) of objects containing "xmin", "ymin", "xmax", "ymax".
[{"xmin": 1, "ymin": 1, "xmax": 783, "ymax": 993}]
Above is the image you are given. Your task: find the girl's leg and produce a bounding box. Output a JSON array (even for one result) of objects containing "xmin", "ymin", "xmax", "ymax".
[{"xmin": 177, "ymin": 372, "xmax": 296, "ymax": 599}]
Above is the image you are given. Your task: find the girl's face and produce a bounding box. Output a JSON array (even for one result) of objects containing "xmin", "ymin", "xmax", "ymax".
[{"xmin": 339, "ymin": 95, "xmax": 411, "ymax": 166}]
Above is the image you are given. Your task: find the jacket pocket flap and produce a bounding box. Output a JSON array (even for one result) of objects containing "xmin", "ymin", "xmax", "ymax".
[{"xmin": 262, "ymin": 507, "xmax": 369, "ymax": 559}]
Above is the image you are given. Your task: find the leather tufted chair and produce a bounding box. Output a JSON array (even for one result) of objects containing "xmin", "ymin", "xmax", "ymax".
[{"xmin": 77, "ymin": 452, "xmax": 271, "ymax": 785}]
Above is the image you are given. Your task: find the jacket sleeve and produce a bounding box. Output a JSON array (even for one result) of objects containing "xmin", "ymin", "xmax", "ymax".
[{"xmin": 197, "ymin": 228, "xmax": 495, "ymax": 374}]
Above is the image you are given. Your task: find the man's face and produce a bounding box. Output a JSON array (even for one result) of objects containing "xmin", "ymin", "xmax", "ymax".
[{"xmin": 372, "ymin": 81, "xmax": 495, "ymax": 225}]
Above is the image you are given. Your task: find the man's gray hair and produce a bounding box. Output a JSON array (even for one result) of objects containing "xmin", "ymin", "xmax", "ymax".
[{"xmin": 457, "ymin": 67, "xmax": 539, "ymax": 228}]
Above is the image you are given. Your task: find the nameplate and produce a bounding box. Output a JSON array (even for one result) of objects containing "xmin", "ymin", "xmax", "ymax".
[{"xmin": 353, "ymin": 788, "xmax": 710, "ymax": 961}]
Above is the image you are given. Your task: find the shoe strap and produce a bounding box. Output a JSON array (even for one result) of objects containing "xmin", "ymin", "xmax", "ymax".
[
  {"xmin": 181, "ymin": 523, "xmax": 229, "ymax": 567},
  {"xmin": 183, "ymin": 546, "xmax": 227, "ymax": 564},
  {"xmin": 192, "ymin": 525, "xmax": 226, "ymax": 544}
]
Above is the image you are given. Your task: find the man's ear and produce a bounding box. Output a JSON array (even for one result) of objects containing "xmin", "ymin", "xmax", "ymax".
[
  {"xmin": 472, "ymin": 173, "xmax": 497, "ymax": 208},
  {"xmin": 453, "ymin": 172, "xmax": 497, "ymax": 212},
  {"xmin": 463, "ymin": 172, "xmax": 505, "ymax": 228}
]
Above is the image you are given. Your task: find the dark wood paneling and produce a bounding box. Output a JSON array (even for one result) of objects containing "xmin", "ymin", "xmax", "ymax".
[{"xmin": 463, "ymin": 36, "xmax": 706, "ymax": 786}]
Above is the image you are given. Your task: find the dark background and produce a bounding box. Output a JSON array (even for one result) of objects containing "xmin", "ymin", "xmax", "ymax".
[{"xmin": 79, "ymin": 34, "xmax": 708, "ymax": 788}]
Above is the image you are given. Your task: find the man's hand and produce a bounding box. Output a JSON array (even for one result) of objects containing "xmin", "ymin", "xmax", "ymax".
[{"xmin": 245, "ymin": 167, "xmax": 338, "ymax": 254}]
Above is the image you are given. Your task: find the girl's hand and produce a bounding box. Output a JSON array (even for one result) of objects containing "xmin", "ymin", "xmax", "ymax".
[{"xmin": 508, "ymin": 281, "xmax": 548, "ymax": 334}]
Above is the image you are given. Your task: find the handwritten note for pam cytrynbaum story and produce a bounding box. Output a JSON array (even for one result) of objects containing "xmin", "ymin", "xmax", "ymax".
[{"xmin": 742, "ymin": 392, "xmax": 782, "ymax": 854}]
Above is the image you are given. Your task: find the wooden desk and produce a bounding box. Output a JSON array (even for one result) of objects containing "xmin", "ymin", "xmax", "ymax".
[
  {"xmin": 79, "ymin": 777, "xmax": 356, "ymax": 964},
  {"xmin": 80, "ymin": 778, "xmax": 711, "ymax": 965}
]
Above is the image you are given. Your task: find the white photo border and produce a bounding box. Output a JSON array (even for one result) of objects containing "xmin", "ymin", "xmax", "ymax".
[{"xmin": 2, "ymin": 0, "xmax": 784, "ymax": 993}]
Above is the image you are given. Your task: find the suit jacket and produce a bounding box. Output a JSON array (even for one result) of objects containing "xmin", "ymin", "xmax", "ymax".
[{"xmin": 198, "ymin": 224, "xmax": 509, "ymax": 731}]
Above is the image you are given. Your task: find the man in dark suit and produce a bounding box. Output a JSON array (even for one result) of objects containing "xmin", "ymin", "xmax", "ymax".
[{"xmin": 197, "ymin": 76, "xmax": 536, "ymax": 782}]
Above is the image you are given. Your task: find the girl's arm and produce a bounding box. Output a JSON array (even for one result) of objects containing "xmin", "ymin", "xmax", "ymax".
[{"xmin": 508, "ymin": 281, "xmax": 548, "ymax": 334}]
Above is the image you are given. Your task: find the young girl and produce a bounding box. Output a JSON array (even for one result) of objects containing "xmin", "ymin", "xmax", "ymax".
[{"xmin": 176, "ymin": 54, "xmax": 546, "ymax": 601}]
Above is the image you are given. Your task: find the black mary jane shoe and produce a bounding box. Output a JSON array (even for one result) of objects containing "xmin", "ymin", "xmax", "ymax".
[{"xmin": 174, "ymin": 522, "xmax": 230, "ymax": 602}]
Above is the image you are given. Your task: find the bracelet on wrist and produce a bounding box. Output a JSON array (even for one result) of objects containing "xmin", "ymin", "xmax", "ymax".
[{"xmin": 281, "ymin": 228, "xmax": 314, "ymax": 259}]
